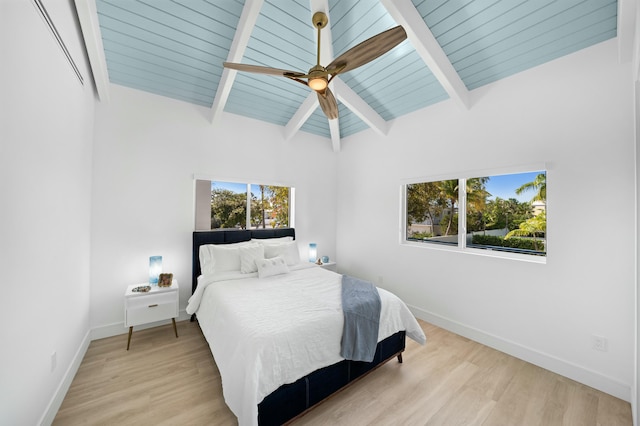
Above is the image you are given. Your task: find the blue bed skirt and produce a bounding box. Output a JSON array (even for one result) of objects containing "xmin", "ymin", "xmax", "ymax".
[{"xmin": 258, "ymin": 330, "xmax": 406, "ymax": 425}]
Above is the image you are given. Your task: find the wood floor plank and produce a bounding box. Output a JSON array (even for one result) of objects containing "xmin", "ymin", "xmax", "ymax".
[
  {"xmin": 425, "ymin": 385, "xmax": 496, "ymax": 426},
  {"xmin": 597, "ymin": 391, "xmax": 636, "ymax": 426},
  {"xmin": 54, "ymin": 319, "xmax": 632, "ymax": 426},
  {"xmin": 465, "ymin": 343, "xmax": 527, "ymax": 401}
]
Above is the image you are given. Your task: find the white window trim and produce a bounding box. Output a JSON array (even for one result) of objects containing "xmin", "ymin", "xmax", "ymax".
[
  {"xmin": 193, "ymin": 175, "xmax": 294, "ymax": 230},
  {"xmin": 400, "ymin": 163, "xmax": 547, "ymax": 264}
]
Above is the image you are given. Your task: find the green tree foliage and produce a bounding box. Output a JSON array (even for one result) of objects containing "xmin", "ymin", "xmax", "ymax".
[
  {"xmin": 438, "ymin": 179, "xmax": 459, "ymax": 236},
  {"xmin": 267, "ymin": 186, "xmax": 289, "ymax": 228},
  {"xmin": 471, "ymin": 234, "xmax": 543, "ymax": 252},
  {"xmin": 440, "ymin": 212, "xmax": 458, "ymax": 235},
  {"xmin": 406, "ymin": 181, "xmax": 446, "ymax": 235},
  {"xmin": 511, "ymin": 173, "xmax": 546, "ymax": 251},
  {"xmin": 463, "ymin": 177, "xmax": 490, "ymax": 233},
  {"xmin": 406, "ymin": 174, "xmax": 546, "ymax": 255},
  {"xmin": 481, "ymin": 197, "xmax": 533, "ymax": 231},
  {"xmin": 466, "ymin": 177, "xmax": 490, "ymax": 210},
  {"xmin": 250, "ymin": 185, "xmax": 274, "ymax": 228},
  {"xmin": 407, "ymin": 178, "xmax": 490, "ymax": 236},
  {"xmin": 211, "ymin": 185, "xmax": 289, "ymax": 230},
  {"xmin": 516, "ymin": 173, "xmax": 546, "ymax": 201},
  {"xmin": 211, "ymin": 188, "xmax": 247, "ymax": 229},
  {"xmin": 250, "ymin": 194, "xmax": 262, "ymax": 228},
  {"xmin": 505, "ymin": 210, "xmax": 546, "ymax": 251}
]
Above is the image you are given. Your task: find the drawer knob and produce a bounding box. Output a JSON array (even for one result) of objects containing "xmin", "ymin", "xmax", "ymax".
[{"xmin": 148, "ymin": 304, "xmax": 158, "ymax": 308}]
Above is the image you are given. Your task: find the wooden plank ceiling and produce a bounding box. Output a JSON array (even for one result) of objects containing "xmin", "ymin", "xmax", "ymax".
[{"xmin": 76, "ymin": 0, "xmax": 619, "ymax": 151}]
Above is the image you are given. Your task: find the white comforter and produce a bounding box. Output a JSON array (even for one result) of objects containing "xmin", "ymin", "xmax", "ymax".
[{"xmin": 187, "ymin": 263, "xmax": 426, "ymax": 426}]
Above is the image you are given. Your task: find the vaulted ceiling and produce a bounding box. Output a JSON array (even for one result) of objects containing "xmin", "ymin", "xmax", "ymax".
[{"xmin": 75, "ymin": 0, "xmax": 628, "ymax": 151}]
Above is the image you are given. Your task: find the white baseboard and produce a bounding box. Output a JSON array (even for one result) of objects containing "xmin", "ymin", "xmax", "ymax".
[
  {"xmin": 408, "ymin": 304, "xmax": 632, "ymax": 402},
  {"xmin": 43, "ymin": 306, "xmax": 630, "ymax": 424},
  {"xmin": 41, "ymin": 311, "xmax": 192, "ymax": 424},
  {"xmin": 38, "ymin": 329, "xmax": 91, "ymax": 426}
]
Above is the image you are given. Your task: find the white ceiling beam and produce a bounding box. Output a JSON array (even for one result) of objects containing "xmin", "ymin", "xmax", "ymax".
[
  {"xmin": 329, "ymin": 119, "xmax": 341, "ymax": 152},
  {"xmin": 318, "ymin": 1, "xmax": 343, "ymax": 152},
  {"xmin": 382, "ymin": 0, "xmax": 470, "ymax": 109},
  {"xmin": 210, "ymin": 0, "xmax": 263, "ymax": 124},
  {"xmin": 314, "ymin": 0, "xmax": 391, "ymax": 148},
  {"xmin": 74, "ymin": 0, "xmax": 110, "ymax": 102},
  {"xmin": 617, "ymin": 0, "xmax": 636, "ymax": 63},
  {"xmin": 313, "ymin": 0, "xmax": 343, "ymax": 150},
  {"xmin": 333, "ymin": 78, "xmax": 389, "ymax": 136},
  {"xmin": 284, "ymin": 92, "xmax": 318, "ymax": 140},
  {"xmin": 274, "ymin": 0, "xmax": 333, "ymax": 142},
  {"xmin": 310, "ymin": 0, "xmax": 334, "ymax": 65},
  {"xmin": 617, "ymin": 0, "xmax": 639, "ymax": 82}
]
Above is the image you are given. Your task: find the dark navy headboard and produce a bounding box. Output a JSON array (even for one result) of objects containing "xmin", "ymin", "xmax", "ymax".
[{"xmin": 191, "ymin": 228, "xmax": 296, "ymax": 294}]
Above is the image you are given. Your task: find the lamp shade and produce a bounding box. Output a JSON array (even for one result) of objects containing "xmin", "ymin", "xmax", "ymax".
[
  {"xmin": 308, "ymin": 243, "xmax": 317, "ymax": 263},
  {"xmin": 149, "ymin": 256, "xmax": 162, "ymax": 285}
]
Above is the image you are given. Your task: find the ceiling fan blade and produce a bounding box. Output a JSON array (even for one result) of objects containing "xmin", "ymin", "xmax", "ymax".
[
  {"xmin": 317, "ymin": 87, "xmax": 338, "ymax": 120},
  {"xmin": 223, "ymin": 62, "xmax": 305, "ymax": 78},
  {"xmin": 325, "ymin": 26, "xmax": 407, "ymax": 76}
]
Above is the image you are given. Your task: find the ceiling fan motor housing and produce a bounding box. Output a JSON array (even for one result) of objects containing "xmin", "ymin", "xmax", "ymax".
[{"xmin": 308, "ymin": 64, "xmax": 328, "ymax": 91}]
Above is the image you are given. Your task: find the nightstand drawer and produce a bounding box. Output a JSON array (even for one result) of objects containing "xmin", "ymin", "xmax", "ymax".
[
  {"xmin": 126, "ymin": 291, "xmax": 176, "ymax": 309},
  {"xmin": 126, "ymin": 301, "xmax": 177, "ymax": 326}
]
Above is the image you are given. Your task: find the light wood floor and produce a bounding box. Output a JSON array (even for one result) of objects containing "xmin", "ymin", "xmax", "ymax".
[{"xmin": 54, "ymin": 320, "xmax": 632, "ymax": 425}]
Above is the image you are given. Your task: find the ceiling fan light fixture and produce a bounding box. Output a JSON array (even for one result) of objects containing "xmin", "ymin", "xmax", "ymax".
[
  {"xmin": 307, "ymin": 64, "xmax": 328, "ymax": 91},
  {"xmin": 308, "ymin": 76, "xmax": 328, "ymax": 91}
]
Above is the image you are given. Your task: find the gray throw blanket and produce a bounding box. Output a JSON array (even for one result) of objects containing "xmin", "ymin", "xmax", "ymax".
[{"xmin": 340, "ymin": 275, "xmax": 381, "ymax": 362}]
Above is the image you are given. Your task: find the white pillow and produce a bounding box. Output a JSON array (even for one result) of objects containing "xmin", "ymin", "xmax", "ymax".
[
  {"xmin": 263, "ymin": 241, "xmax": 300, "ymax": 266},
  {"xmin": 198, "ymin": 241, "xmax": 251, "ymax": 275},
  {"xmin": 256, "ymin": 256, "xmax": 290, "ymax": 278},
  {"xmin": 199, "ymin": 245, "xmax": 218, "ymax": 275},
  {"xmin": 199, "ymin": 241, "xmax": 255, "ymax": 275},
  {"xmin": 251, "ymin": 236, "xmax": 293, "ymax": 245},
  {"xmin": 239, "ymin": 244, "xmax": 265, "ymax": 274}
]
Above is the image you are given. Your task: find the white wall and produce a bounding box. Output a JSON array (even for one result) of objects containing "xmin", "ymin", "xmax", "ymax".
[
  {"xmin": 633, "ymin": 11, "xmax": 640, "ymax": 421},
  {"xmin": 90, "ymin": 85, "xmax": 339, "ymax": 335},
  {"xmin": 0, "ymin": 1, "xmax": 95, "ymax": 424},
  {"xmin": 336, "ymin": 39, "xmax": 636, "ymax": 400},
  {"xmin": 2, "ymin": 2, "xmax": 635, "ymax": 422}
]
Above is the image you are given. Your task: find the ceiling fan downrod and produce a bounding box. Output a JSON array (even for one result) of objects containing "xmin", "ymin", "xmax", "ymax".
[
  {"xmin": 312, "ymin": 12, "xmax": 328, "ymax": 67},
  {"xmin": 308, "ymin": 12, "xmax": 329, "ymax": 92}
]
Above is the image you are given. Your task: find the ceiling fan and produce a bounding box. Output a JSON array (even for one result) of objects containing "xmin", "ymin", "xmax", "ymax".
[{"xmin": 223, "ymin": 12, "xmax": 407, "ymax": 120}]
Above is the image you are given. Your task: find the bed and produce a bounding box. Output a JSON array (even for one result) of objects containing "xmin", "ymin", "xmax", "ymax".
[{"xmin": 188, "ymin": 228, "xmax": 426, "ymax": 425}]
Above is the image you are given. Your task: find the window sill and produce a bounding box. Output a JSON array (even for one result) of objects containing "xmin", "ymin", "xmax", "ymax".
[{"xmin": 401, "ymin": 240, "xmax": 547, "ymax": 264}]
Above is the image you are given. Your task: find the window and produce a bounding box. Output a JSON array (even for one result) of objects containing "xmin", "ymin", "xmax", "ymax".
[
  {"xmin": 404, "ymin": 168, "xmax": 546, "ymax": 260},
  {"xmin": 406, "ymin": 179, "xmax": 459, "ymax": 246},
  {"xmin": 194, "ymin": 179, "xmax": 293, "ymax": 230}
]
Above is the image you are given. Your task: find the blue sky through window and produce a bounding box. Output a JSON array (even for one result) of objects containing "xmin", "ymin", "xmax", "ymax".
[
  {"xmin": 211, "ymin": 182, "xmax": 272, "ymax": 198},
  {"xmin": 211, "ymin": 181, "xmax": 247, "ymax": 193},
  {"xmin": 212, "ymin": 173, "xmax": 543, "ymax": 204},
  {"xmin": 483, "ymin": 171, "xmax": 543, "ymax": 203}
]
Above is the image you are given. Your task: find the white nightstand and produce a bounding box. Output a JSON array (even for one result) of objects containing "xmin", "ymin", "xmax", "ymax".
[
  {"xmin": 319, "ymin": 261, "xmax": 337, "ymax": 272},
  {"xmin": 124, "ymin": 280, "xmax": 179, "ymax": 350}
]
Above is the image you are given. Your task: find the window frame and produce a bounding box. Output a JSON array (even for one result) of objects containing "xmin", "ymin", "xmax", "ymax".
[
  {"xmin": 400, "ymin": 164, "xmax": 547, "ymax": 264},
  {"xmin": 193, "ymin": 175, "xmax": 295, "ymax": 231}
]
